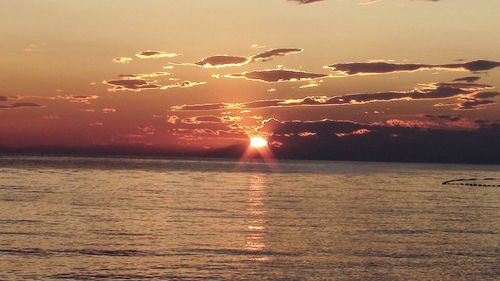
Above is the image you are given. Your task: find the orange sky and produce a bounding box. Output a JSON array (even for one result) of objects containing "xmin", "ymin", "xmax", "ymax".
[{"xmin": 1, "ymin": 0, "xmax": 499, "ymax": 158}]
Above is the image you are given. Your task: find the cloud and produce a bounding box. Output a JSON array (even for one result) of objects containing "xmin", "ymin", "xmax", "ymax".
[
  {"xmin": 299, "ymin": 81, "xmax": 322, "ymax": 89},
  {"xmin": 222, "ymin": 68, "xmax": 328, "ymax": 83},
  {"xmin": 456, "ymin": 92, "xmax": 498, "ymax": 110},
  {"xmin": 172, "ymin": 81, "xmax": 493, "ymax": 111},
  {"xmin": 261, "ymin": 118, "xmax": 368, "ymax": 136},
  {"xmin": 194, "ymin": 55, "xmax": 249, "ymax": 68},
  {"xmin": 453, "ymin": 76, "xmax": 481, "ymax": 83},
  {"xmin": 0, "ymin": 102, "xmax": 43, "ymax": 110},
  {"xmin": 434, "ymin": 91, "xmax": 499, "ymax": 110},
  {"xmin": 118, "ymin": 72, "xmax": 170, "ymax": 79},
  {"xmin": 328, "ymin": 60, "xmax": 500, "ymax": 76},
  {"xmin": 179, "ymin": 115, "xmax": 244, "ymax": 125},
  {"xmin": 104, "ymin": 79, "xmax": 165, "ymax": 92},
  {"xmin": 57, "ymin": 95, "xmax": 99, "ymax": 104},
  {"xmin": 182, "ymin": 115, "xmax": 224, "ymax": 124},
  {"xmin": 165, "ymin": 80, "xmax": 207, "ymax": 89},
  {"xmin": 23, "ymin": 43, "xmax": 46, "ymax": 52},
  {"xmin": 423, "ymin": 114, "xmax": 462, "ymax": 122},
  {"xmin": 112, "ymin": 57, "xmax": 133, "ymax": 64},
  {"xmin": 257, "ymin": 117, "xmax": 500, "ymax": 164},
  {"xmin": 103, "ymin": 77, "xmax": 205, "ymax": 92},
  {"xmin": 189, "ymin": 48, "xmax": 303, "ymax": 68},
  {"xmin": 9, "ymin": 95, "xmax": 99, "ymax": 105},
  {"xmin": 0, "ymin": 96, "xmax": 19, "ymax": 102},
  {"xmin": 167, "ymin": 115, "xmax": 180, "ymax": 124},
  {"xmin": 288, "ymin": 0, "xmax": 325, "ymax": 4},
  {"xmin": 261, "ymin": 117, "xmax": 468, "ymax": 138},
  {"xmin": 251, "ymin": 44, "xmax": 266, "ymax": 49},
  {"xmin": 102, "ymin": 108, "xmax": 117, "ymax": 114},
  {"xmin": 136, "ymin": 50, "xmax": 179, "ymax": 59},
  {"xmin": 251, "ymin": 48, "xmax": 303, "ymax": 61},
  {"xmin": 138, "ymin": 125, "xmax": 156, "ymax": 135}
]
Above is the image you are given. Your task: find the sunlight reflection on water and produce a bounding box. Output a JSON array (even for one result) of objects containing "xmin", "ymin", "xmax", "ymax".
[
  {"xmin": 246, "ymin": 174, "xmax": 268, "ymax": 260},
  {"xmin": 0, "ymin": 156, "xmax": 498, "ymax": 280}
]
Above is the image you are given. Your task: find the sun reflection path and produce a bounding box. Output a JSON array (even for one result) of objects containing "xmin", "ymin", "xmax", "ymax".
[{"xmin": 245, "ymin": 173, "xmax": 270, "ymax": 262}]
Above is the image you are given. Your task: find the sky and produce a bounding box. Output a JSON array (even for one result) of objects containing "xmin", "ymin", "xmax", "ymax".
[{"xmin": 1, "ymin": 0, "xmax": 499, "ymax": 162}]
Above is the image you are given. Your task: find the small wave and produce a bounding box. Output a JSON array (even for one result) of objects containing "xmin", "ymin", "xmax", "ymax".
[
  {"xmin": 90, "ymin": 230, "xmax": 149, "ymax": 237},
  {"xmin": 50, "ymin": 272, "xmax": 209, "ymax": 280},
  {"xmin": 0, "ymin": 248, "xmax": 195, "ymax": 258},
  {"xmin": 0, "ymin": 219, "xmax": 43, "ymax": 224},
  {"xmin": 350, "ymin": 250, "xmax": 436, "ymax": 259},
  {"xmin": 370, "ymin": 229, "xmax": 431, "ymax": 235},
  {"xmin": 442, "ymin": 178, "xmax": 500, "ymax": 187}
]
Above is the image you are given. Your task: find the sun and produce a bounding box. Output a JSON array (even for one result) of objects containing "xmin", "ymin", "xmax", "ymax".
[
  {"xmin": 238, "ymin": 135, "xmax": 276, "ymax": 169},
  {"xmin": 249, "ymin": 136, "xmax": 268, "ymax": 149}
]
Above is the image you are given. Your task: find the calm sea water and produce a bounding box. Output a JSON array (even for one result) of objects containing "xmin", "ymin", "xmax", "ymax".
[{"xmin": 0, "ymin": 156, "xmax": 499, "ymax": 280}]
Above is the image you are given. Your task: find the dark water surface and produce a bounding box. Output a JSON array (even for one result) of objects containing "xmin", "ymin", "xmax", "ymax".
[{"xmin": 0, "ymin": 156, "xmax": 499, "ymax": 280}]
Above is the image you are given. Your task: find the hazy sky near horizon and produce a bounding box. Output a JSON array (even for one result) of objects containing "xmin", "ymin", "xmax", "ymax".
[{"xmin": 1, "ymin": 0, "xmax": 499, "ymax": 150}]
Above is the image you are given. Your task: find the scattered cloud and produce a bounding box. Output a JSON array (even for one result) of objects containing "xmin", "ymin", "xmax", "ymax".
[
  {"xmin": 262, "ymin": 116, "xmax": 488, "ymax": 140},
  {"xmin": 136, "ymin": 50, "xmax": 179, "ymax": 59},
  {"xmin": 194, "ymin": 55, "xmax": 249, "ymax": 68},
  {"xmin": 0, "ymin": 102, "xmax": 43, "ymax": 110},
  {"xmin": 288, "ymin": 0, "xmax": 325, "ymax": 4},
  {"xmin": 328, "ymin": 60, "xmax": 500, "ymax": 76},
  {"xmin": 299, "ymin": 80, "xmax": 322, "ymax": 89},
  {"xmin": 103, "ymin": 77, "xmax": 205, "ymax": 92},
  {"xmin": 102, "ymin": 108, "xmax": 117, "ymax": 114},
  {"xmin": 453, "ymin": 76, "xmax": 481, "ymax": 83},
  {"xmin": 57, "ymin": 95, "xmax": 99, "ymax": 104},
  {"xmin": 104, "ymin": 78, "xmax": 165, "ymax": 92},
  {"xmin": 256, "ymin": 116, "xmax": 500, "ymax": 164},
  {"xmin": 165, "ymin": 80, "xmax": 207, "ymax": 89},
  {"xmin": 167, "ymin": 115, "xmax": 180, "ymax": 124},
  {"xmin": 113, "ymin": 57, "xmax": 133, "ymax": 64},
  {"xmin": 456, "ymin": 92, "xmax": 498, "ymax": 110},
  {"xmin": 182, "ymin": 115, "xmax": 224, "ymax": 124},
  {"xmin": 434, "ymin": 91, "xmax": 498, "ymax": 110},
  {"xmin": 221, "ymin": 68, "xmax": 328, "ymax": 83},
  {"xmin": 189, "ymin": 48, "xmax": 303, "ymax": 68},
  {"xmin": 251, "ymin": 44, "xmax": 266, "ymax": 49},
  {"xmin": 251, "ymin": 48, "xmax": 303, "ymax": 62},
  {"xmin": 118, "ymin": 72, "xmax": 170, "ymax": 79},
  {"xmin": 138, "ymin": 125, "xmax": 156, "ymax": 135},
  {"xmin": 172, "ymin": 81, "xmax": 493, "ymax": 111},
  {"xmin": 23, "ymin": 43, "xmax": 46, "ymax": 52}
]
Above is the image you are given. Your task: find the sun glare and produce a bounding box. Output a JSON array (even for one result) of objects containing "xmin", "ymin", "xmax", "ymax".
[{"xmin": 249, "ymin": 136, "xmax": 268, "ymax": 149}]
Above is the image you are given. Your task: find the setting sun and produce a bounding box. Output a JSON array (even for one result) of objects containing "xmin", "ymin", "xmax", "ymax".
[{"xmin": 249, "ymin": 137, "xmax": 268, "ymax": 149}]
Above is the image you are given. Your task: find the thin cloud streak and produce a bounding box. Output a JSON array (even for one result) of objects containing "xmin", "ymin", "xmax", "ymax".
[
  {"xmin": 188, "ymin": 48, "xmax": 303, "ymax": 68},
  {"xmin": 220, "ymin": 68, "xmax": 328, "ymax": 83},
  {"xmin": 328, "ymin": 60, "xmax": 500, "ymax": 76}
]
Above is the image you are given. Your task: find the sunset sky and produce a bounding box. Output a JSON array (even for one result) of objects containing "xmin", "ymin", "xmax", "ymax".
[{"xmin": 1, "ymin": 0, "xmax": 499, "ymax": 162}]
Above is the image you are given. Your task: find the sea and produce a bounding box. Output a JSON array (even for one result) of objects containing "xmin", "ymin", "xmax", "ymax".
[{"xmin": 0, "ymin": 156, "xmax": 498, "ymax": 280}]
